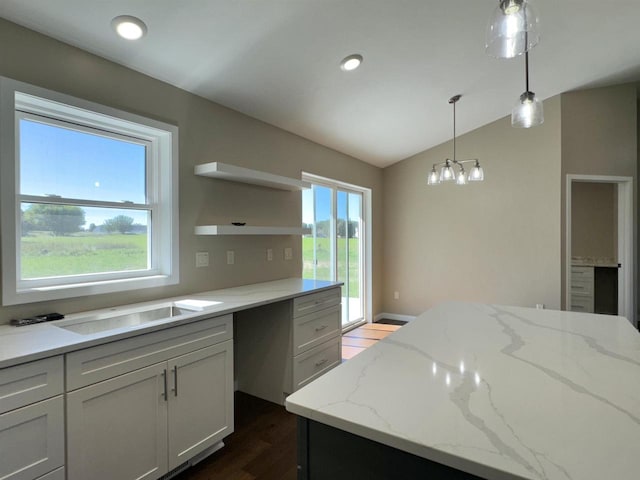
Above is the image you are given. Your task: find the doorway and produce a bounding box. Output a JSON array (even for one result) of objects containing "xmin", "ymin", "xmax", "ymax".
[
  {"xmin": 565, "ymin": 175, "xmax": 634, "ymax": 326},
  {"xmin": 301, "ymin": 173, "xmax": 371, "ymax": 330}
]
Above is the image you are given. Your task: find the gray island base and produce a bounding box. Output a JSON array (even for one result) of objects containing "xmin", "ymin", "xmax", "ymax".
[{"xmin": 297, "ymin": 417, "xmax": 482, "ymax": 479}]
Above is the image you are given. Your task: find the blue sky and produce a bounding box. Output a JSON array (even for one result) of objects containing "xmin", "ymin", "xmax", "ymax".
[
  {"xmin": 20, "ymin": 119, "xmax": 148, "ymax": 227},
  {"xmin": 303, "ymin": 185, "xmax": 361, "ymax": 225}
]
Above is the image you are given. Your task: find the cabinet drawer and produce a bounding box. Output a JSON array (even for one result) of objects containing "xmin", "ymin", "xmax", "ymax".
[
  {"xmin": 570, "ymin": 277, "xmax": 594, "ymax": 295},
  {"xmin": 0, "ymin": 396, "xmax": 64, "ymax": 480},
  {"xmin": 66, "ymin": 314, "xmax": 233, "ymax": 390},
  {"xmin": 293, "ymin": 288, "xmax": 341, "ymax": 318},
  {"xmin": 292, "ymin": 337, "xmax": 341, "ymax": 391},
  {"xmin": 293, "ymin": 305, "xmax": 341, "ymax": 356},
  {"xmin": 571, "ymin": 266, "xmax": 594, "ymax": 279},
  {"xmin": 570, "ymin": 294, "xmax": 594, "ymax": 313},
  {"xmin": 0, "ymin": 356, "xmax": 63, "ymax": 415}
]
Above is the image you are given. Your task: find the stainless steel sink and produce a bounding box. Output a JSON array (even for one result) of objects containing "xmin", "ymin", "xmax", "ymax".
[{"xmin": 55, "ymin": 305, "xmax": 194, "ymax": 335}]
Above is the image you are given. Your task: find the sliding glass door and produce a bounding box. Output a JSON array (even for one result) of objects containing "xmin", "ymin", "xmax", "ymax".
[{"xmin": 303, "ymin": 176, "xmax": 365, "ymax": 329}]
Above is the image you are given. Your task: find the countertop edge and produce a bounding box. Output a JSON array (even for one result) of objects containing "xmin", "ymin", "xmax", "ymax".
[{"xmin": 0, "ymin": 278, "xmax": 343, "ymax": 369}]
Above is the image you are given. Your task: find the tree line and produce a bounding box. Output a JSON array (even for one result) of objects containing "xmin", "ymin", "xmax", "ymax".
[
  {"xmin": 303, "ymin": 219, "xmax": 359, "ymax": 238},
  {"xmin": 21, "ymin": 204, "xmax": 142, "ymax": 236}
]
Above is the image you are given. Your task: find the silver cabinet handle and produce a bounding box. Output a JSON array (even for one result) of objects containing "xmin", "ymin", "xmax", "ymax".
[
  {"xmin": 172, "ymin": 366, "xmax": 178, "ymax": 397},
  {"xmin": 315, "ymin": 358, "xmax": 328, "ymax": 367},
  {"xmin": 572, "ymin": 285, "xmax": 585, "ymax": 289},
  {"xmin": 315, "ymin": 325, "xmax": 328, "ymax": 332},
  {"xmin": 162, "ymin": 369, "xmax": 168, "ymax": 401}
]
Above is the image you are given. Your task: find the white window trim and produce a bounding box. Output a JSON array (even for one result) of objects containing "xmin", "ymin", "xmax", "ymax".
[{"xmin": 0, "ymin": 77, "xmax": 179, "ymax": 305}]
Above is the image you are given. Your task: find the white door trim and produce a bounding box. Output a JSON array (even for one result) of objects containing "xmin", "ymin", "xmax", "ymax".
[
  {"xmin": 565, "ymin": 174, "xmax": 635, "ymax": 326},
  {"xmin": 302, "ymin": 172, "xmax": 372, "ymax": 326}
]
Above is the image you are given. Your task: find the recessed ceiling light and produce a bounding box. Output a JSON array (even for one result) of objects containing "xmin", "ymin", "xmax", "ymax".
[
  {"xmin": 340, "ymin": 54, "xmax": 363, "ymax": 72},
  {"xmin": 111, "ymin": 15, "xmax": 147, "ymax": 40}
]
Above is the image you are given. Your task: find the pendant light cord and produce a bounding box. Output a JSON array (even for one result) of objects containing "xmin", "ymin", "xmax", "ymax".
[
  {"xmin": 525, "ymin": 51, "xmax": 530, "ymax": 93},
  {"xmin": 452, "ymin": 100, "xmax": 456, "ymax": 162}
]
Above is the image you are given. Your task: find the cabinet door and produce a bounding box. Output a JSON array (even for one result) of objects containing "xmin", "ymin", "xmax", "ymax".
[
  {"xmin": 66, "ymin": 363, "xmax": 168, "ymax": 480},
  {"xmin": 0, "ymin": 396, "xmax": 64, "ymax": 480},
  {"xmin": 168, "ymin": 340, "xmax": 234, "ymax": 470}
]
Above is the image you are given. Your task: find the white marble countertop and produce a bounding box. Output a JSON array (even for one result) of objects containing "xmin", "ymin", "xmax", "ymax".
[
  {"xmin": 0, "ymin": 278, "xmax": 341, "ymax": 369},
  {"xmin": 286, "ymin": 302, "xmax": 640, "ymax": 480}
]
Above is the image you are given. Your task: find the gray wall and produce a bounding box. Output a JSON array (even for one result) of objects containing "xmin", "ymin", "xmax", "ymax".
[
  {"xmin": 560, "ymin": 84, "xmax": 638, "ymax": 310},
  {"xmin": 571, "ymin": 182, "xmax": 617, "ymax": 261},
  {"xmin": 0, "ymin": 19, "xmax": 383, "ymax": 324},
  {"xmin": 382, "ymin": 96, "xmax": 562, "ymax": 314}
]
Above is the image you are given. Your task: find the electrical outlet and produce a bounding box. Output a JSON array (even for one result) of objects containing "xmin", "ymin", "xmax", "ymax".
[
  {"xmin": 267, "ymin": 248, "xmax": 273, "ymax": 261},
  {"xmin": 226, "ymin": 250, "xmax": 235, "ymax": 265},
  {"xmin": 394, "ymin": 291, "xmax": 400, "ymax": 300},
  {"xmin": 284, "ymin": 247, "xmax": 293, "ymax": 260},
  {"xmin": 195, "ymin": 251, "xmax": 209, "ymax": 268}
]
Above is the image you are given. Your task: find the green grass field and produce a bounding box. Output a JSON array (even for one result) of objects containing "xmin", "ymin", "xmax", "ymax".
[
  {"xmin": 21, "ymin": 232, "xmax": 148, "ymax": 279},
  {"xmin": 302, "ymin": 237, "xmax": 360, "ymax": 297}
]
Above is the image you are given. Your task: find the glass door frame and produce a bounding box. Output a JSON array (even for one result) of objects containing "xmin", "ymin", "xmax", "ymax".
[{"xmin": 302, "ymin": 172, "xmax": 372, "ymax": 330}]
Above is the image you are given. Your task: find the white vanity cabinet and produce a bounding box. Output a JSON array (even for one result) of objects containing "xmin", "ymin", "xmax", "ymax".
[
  {"xmin": 65, "ymin": 315, "xmax": 234, "ymax": 480},
  {"xmin": 236, "ymin": 287, "xmax": 342, "ymax": 405},
  {"xmin": 0, "ymin": 356, "xmax": 65, "ymax": 480}
]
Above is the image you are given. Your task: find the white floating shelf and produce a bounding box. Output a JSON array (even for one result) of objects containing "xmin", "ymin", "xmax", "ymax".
[
  {"xmin": 195, "ymin": 225, "xmax": 311, "ymax": 236},
  {"xmin": 195, "ymin": 162, "xmax": 311, "ymax": 191}
]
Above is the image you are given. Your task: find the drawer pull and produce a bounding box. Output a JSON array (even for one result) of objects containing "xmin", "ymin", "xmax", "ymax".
[
  {"xmin": 572, "ymin": 285, "xmax": 584, "ymax": 289},
  {"xmin": 315, "ymin": 325, "xmax": 328, "ymax": 332},
  {"xmin": 571, "ymin": 305, "xmax": 585, "ymax": 309},
  {"xmin": 315, "ymin": 358, "xmax": 328, "ymax": 367}
]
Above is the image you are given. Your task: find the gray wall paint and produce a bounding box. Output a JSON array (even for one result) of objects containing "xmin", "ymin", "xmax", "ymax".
[
  {"xmin": 0, "ymin": 19, "xmax": 383, "ymax": 324},
  {"xmin": 571, "ymin": 182, "xmax": 617, "ymax": 261},
  {"xmin": 382, "ymin": 96, "xmax": 562, "ymax": 314},
  {"xmin": 560, "ymin": 85, "xmax": 638, "ymax": 310}
]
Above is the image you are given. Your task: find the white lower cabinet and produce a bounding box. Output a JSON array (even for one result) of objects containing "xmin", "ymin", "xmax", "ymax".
[
  {"xmin": 66, "ymin": 316, "xmax": 234, "ymax": 480},
  {"xmin": 66, "ymin": 363, "xmax": 169, "ymax": 480},
  {"xmin": 168, "ymin": 341, "xmax": 234, "ymax": 470},
  {"xmin": 0, "ymin": 396, "xmax": 64, "ymax": 480}
]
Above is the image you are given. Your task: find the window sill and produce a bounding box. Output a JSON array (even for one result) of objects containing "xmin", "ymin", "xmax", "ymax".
[{"xmin": 4, "ymin": 274, "xmax": 179, "ymax": 306}]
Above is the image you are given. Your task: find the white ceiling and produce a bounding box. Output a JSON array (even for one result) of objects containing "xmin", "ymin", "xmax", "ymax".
[{"xmin": 1, "ymin": 0, "xmax": 640, "ymax": 167}]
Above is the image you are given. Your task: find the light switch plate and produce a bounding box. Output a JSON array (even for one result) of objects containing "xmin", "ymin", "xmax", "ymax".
[
  {"xmin": 195, "ymin": 252, "xmax": 209, "ymax": 268},
  {"xmin": 284, "ymin": 247, "xmax": 293, "ymax": 260},
  {"xmin": 227, "ymin": 250, "xmax": 235, "ymax": 265},
  {"xmin": 267, "ymin": 248, "xmax": 273, "ymax": 261}
]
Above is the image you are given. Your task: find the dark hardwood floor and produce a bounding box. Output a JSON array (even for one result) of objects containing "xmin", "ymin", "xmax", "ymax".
[{"xmin": 174, "ymin": 392, "xmax": 297, "ymax": 480}]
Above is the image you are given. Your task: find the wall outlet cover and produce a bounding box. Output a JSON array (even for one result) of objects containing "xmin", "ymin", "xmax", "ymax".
[
  {"xmin": 284, "ymin": 247, "xmax": 293, "ymax": 260},
  {"xmin": 195, "ymin": 251, "xmax": 209, "ymax": 268},
  {"xmin": 227, "ymin": 250, "xmax": 235, "ymax": 265},
  {"xmin": 267, "ymin": 248, "xmax": 273, "ymax": 261}
]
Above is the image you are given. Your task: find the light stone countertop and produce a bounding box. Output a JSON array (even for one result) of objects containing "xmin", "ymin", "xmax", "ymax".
[
  {"xmin": 286, "ymin": 302, "xmax": 640, "ymax": 480},
  {"xmin": 0, "ymin": 278, "xmax": 342, "ymax": 369}
]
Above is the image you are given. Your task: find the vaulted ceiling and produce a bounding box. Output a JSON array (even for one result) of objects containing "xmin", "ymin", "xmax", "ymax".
[{"xmin": 1, "ymin": 1, "xmax": 640, "ymax": 167}]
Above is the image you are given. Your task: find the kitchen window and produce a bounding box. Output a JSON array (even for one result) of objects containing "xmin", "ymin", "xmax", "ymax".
[{"xmin": 0, "ymin": 78, "xmax": 179, "ymax": 305}]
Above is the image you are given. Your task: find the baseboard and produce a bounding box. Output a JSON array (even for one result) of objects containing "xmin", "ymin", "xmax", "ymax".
[{"xmin": 374, "ymin": 312, "xmax": 416, "ymax": 323}]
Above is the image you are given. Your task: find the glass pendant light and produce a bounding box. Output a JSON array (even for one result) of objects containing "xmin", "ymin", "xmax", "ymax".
[
  {"xmin": 456, "ymin": 167, "xmax": 467, "ymax": 185},
  {"xmin": 427, "ymin": 166, "xmax": 440, "ymax": 185},
  {"xmin": 440, "ymin": 160, "xmax": 456, "ymax": 182},
  {"xmin": 512, "ymin": 51, "xmax": 543, "ymax": 128},
  {"xmin": 468, "ymin": 160, "xmax": 484, "ymax": 182},
  {"xmin": 486, "ymin": 0, "xmax": 540, "ymax": 59}
]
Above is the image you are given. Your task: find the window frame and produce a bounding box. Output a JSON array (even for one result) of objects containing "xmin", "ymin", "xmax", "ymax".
[{"xmin": 1, "ymin": 77, "xmax": 179, "ymax": 305}]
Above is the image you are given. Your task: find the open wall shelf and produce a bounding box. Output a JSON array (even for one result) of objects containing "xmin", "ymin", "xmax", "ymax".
[
  {"xmin": 195, "ymin": 162, "xmax": 311, "ymax": 191},
  {"xmin": 195, "ymin": 225, "xmax": 311, "ymax": 236}
]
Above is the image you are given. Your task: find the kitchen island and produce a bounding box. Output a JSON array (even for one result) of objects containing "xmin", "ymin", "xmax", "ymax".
[{"xmin": 286, "ymin": 302, "xmax": 640, "ymax": 480}]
